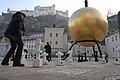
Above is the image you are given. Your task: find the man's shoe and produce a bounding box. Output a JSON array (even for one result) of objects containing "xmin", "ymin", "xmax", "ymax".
[
  {"xmin": 13, "ymin": 64, "xmax": 24, "ymax": 67},
  {"xmin": 1, "ymin": 63, "xmax": 9, "ymax": 66}
]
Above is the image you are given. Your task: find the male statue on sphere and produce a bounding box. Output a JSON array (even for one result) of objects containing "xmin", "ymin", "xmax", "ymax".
[{"xmin": 1, "ymin": 11, "xmax": 26, "ymax": 67}]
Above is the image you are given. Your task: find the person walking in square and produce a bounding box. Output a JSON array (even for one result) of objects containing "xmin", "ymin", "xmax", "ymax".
[
  {"xmin": 1, "ymin": 11, "xmax": 26, "ymax": 67},
  {"xmin": 44, "ymin": 42, "xmax": 52, "ymax": 62}
]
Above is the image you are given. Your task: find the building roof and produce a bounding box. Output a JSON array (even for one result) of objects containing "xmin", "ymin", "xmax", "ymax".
[{"xmin": 106, "ymin": 29, "xmax": 119, "ymax": 37}]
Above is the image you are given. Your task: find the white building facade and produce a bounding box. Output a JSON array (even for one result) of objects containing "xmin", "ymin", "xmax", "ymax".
[
  {"xmin": 7, "ymin": 4, "xmax": 68, "ymax": 17},
  {"xmin": 44, "ymin": 27, "xmax": 68, "ymax": 56},
  {"xmin": 34, "ymin": 5, "xmax": 56, "ymax": 16},
  {"xmin": 0, "ymin": 36, "xmax": 43, "ymax": 58},
  {"xmin": 105, "ymin": 30, "xmax": 120, "ymax": 58},
  {"xmin": 71, "ymin": 43, "xmax": 105, "ymax": 57},
  {"xmin": 0, "ymin": 37, "xmax": 10, "ymax": 56},
  {"xmin": 73, "ymin": 44, "xmax": 95, "ymax": 57},
  {"xmin": 23, "ymin": 36, "xmax": 43, "ymax": 54}
]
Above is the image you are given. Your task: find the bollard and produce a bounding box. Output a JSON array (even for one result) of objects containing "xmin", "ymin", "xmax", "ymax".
[
  {"xmin": 56, "ymin": 51, "xmax": 64, "ymax": 66},
  {"xmin": 115, "ymin": 47, "xmax": 120, "ymax": 64},
  {"xmin": 33, "ymin": 50, "xmax": 42, "ymax": 68},
  {"xmin": 33, "ymin": 39, "xmax": 43, "ymax": 67},
  {"xmin": 67, "ymin": 50, "xmax": 73, "ymax": 62},
  {"xmin": 95, "ymin": 51, "xmax": 98, "ymax": 62},
  {"xmin": 42, "ymin": 52, "xmax": 48, "ymax": 65},
  {"xmin": 21, "ymin": 46, "xmax": 28, "ymax": 66},
  {"xmin": 102, "ymin": 54, "xmax": 106, "ymax": 64},
  {"xmin": 21, "ymin": 50, "xmax": 27, "ymax": 65}
]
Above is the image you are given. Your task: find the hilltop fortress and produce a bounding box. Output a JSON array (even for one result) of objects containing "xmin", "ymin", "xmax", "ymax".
[{"xmin": 6, "ymin": 4, "xmax": 68, "ymax": 17}]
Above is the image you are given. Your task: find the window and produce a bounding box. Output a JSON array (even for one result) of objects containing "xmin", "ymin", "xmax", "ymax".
[
  {"xmin": 107, "ymin": 39, "xmax": 109, "ymax": 43},
  {"xmin": 115, "ymin": 36, "xmax": 117, "ymax": 41},
  {"xmin": 50, "ymin": 33, "xmax": 52, "ymax": 37},
  {"xmin": 101, "ymin": 40, "xmax": 105, "ymax": 45},
  {"xmin": 87, "ymin": 50, "xmax": 89, "ymax": 53},
  {"xmin": 56, "ymin": 41, "xmax": 58, "ymax": 45},
  {"xmin": 113, "ymin": 47, "xmax": 114, "ymax": 52},
  {"xmin": 112, "ymin": 37, "xmax": 114, "ymax": 42},
  {"xmin": 34, "ymin": 45, "xmax": 36, "ymax": 48},
  {"xmin": 56, "ymin": 33, "xmax": 58, "ymax": 37},
  {"xmin": 50, "ymin": 41, "xmax": 52, "ymax": 44}
]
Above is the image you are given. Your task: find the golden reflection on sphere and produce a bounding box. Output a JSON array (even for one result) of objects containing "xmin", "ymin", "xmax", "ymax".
[{"xmin": 68, "ymin": 7, "xmax": 108, "ymax": 46}]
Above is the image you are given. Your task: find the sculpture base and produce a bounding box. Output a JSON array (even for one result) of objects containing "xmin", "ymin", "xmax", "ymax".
[
  {"xmin": 33, "ymin": 59, "xmax": 42, "ymax": 68},
  {"xmin": 102, "ymin": 60, "xmax": 106, "ymax": 64},
  {"xmin": 62, "ymin": 40, "xmax": 102, "ymax": 60},
  {"xmin": 55, "ymin": 60, "xmax": 64, "ymax": 66}
]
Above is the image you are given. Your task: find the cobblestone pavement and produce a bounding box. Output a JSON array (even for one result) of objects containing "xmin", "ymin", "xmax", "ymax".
[{"xmin": 0, "ymin": 58, "xmax": 120, "ymax": 80}]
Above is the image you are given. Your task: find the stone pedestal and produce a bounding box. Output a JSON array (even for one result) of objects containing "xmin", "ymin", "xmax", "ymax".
[
  {"xmin": 33, "ymin": 50, "xmax": 43, "ymax": 68},
  {"xmin": 21, "ymin": 46, "xmax": 28, "ymax": 66},
  {"xmin": 56, "ymin": 51, "xmax": 64, "ymax": 66},
  {"xmin": 67, "ymin": 50, "xmax": 73, "ymax": 63},
  {"xmin": 33, "ymin": 59, "xmax": 42, "ymax": 67},
  {"xmin": 42, "ymin": 52, "xmax": 48, "ymax": 65},
  {"xmin": 21, "ymin": 52, "xmax": 27, "ymax": 65},
  {"xmin": 33, "ymin": 39, "xmax": 43, "ymax": 67}
]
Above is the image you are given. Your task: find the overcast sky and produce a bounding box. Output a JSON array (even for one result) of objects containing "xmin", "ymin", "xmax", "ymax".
[{"xmin": 0, "ymin": 0, "xmax": 119, "ymax": 17}]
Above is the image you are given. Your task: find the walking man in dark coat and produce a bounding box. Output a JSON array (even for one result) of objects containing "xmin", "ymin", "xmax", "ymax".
[
  {"xmin": 44, "ymin": 42, "xmax": 52, "ymax": 62},
  {"xmin": 1, "ymin": 11, "xmax": 26, "ymax": 67}
]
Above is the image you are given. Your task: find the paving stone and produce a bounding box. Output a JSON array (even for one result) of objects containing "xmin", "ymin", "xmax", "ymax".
[{"xmin": 0, "ymin": 57, "xmax": 120, "ymax": 80}]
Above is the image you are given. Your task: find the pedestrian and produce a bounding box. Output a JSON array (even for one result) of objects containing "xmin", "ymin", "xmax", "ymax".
[
  {"xmin": 1, "ymin": 11, "xmax": 26, "ymax": 67},
  {"xmin": 44, "ymin": 42, "xmax": 52, "ymax": 62},
  {"xmin": 95, "ymin": 51, "xmax": 98, "ymax": 62},
  {"xmin": 105, "ymin": 53, "xmax": 108, "ymax": 63}
]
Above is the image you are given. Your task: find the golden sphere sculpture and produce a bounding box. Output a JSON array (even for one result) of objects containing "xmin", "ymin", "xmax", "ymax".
[{"xmin": 68, "ymin": 7, "xmax": 108, "ymax": 46}]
